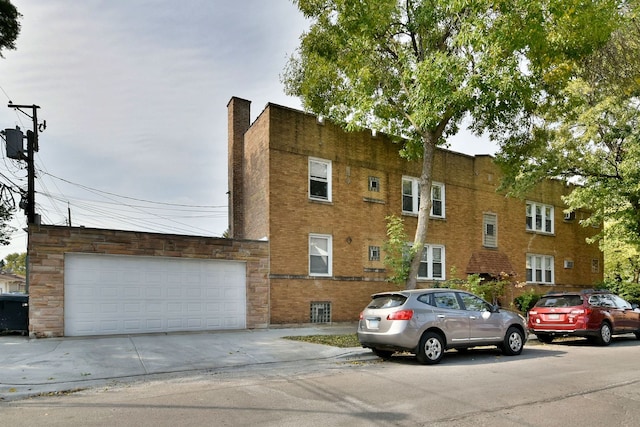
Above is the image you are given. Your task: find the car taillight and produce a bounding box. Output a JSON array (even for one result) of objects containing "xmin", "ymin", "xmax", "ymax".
[
  {"xmin": 387, "ymin": 309, "xmax": 413, "ymax": 321},
  {"xmin": 359, "ymin": 311, "xmax": 364, "ymax": 320}
]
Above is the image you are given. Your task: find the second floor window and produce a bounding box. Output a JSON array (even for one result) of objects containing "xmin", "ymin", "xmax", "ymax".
[
  {"xmin": 483, "ymin": 213, "xmax": 497, "ymax": 247},
  {"xmin": 526, "ymin": 201, "xmax": 554, "ymax": 234},
  {"xmin": 309, "ymin": 158, "xmax": 332, "ymax": 201},
  {"xmin": 526, "ymin": 254, "xmax": 554, "ymax": 284},
  {"xmin": 402, "ymin": 177, "xmax": 445, "ymax": 218}
]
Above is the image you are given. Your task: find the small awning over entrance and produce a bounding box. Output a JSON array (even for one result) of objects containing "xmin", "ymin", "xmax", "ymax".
[{"xmin": 466, "ymin": 251, "xmax": 515, "ymax": 279}]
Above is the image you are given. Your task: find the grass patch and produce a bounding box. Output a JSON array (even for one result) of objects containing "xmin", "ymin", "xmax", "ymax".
[{"xmin": 283, "ymin": 333, "xmax": 360, "ymax": 348}]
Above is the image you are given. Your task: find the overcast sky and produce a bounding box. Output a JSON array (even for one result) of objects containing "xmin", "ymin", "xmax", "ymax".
[{"xmin": 0, "ymin": 0, "xmax": 495, "ymax": 261}]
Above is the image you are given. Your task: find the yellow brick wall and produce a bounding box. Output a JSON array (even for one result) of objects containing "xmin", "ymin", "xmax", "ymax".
[{"xmin": 241, "ymin": 103, "xmax": 603, "ymax": 323}]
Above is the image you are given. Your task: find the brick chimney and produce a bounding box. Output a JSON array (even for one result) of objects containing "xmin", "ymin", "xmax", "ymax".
[{"xmin": 227, "ymin": 97, "xmax": 251, "ymax": 239}]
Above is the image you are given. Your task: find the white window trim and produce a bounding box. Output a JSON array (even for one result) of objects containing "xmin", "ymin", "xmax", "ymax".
[
  {"xmin": 526, "ymin": 254, "xmax": 555, "ymax": 285},
  {"xmin": 483, "ymin": 213, "xmax": 498, "ymax": 248},
  {"xmin": 405, "ymin": 243, "xmax": 445, "ymax": 280},
  {"xmin": 401, "ymin": 176, "xmax": 445, "ymax": 218},
  {"xmin": 309, "ymin": 234, "xmax": 332, "ymax": 276},
  {"xmin": 526, "ymin": 201, "xmax": 554, "ymax": 234},
  {"xmin": 431, "ymin": 182, "xmax": 445, "ymax": 218},
  {"xmin": 309, "ymin": 157, "xmax": 332, "ymax": 202}
]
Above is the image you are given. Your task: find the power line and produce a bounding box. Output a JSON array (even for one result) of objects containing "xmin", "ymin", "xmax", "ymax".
[{"xmin": 40, "ymin": 171, "xmax": 226, "ymax": 208}]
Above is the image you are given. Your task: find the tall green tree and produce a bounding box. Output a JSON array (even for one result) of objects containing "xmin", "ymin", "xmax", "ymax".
[
  {"xmin": 0, "ymin": 0, "xmax": 20, "ymax": 57},
  {"xmin": 283, "ymin": 0, "xmax": 620, "ymax": 289},
  {"xmin": 3, "ymin": 252, "xmax": 26, "ymax": 275},
  {"xmin": 497, "ymin": 1, "xmax": 640, "ymax": 250}
]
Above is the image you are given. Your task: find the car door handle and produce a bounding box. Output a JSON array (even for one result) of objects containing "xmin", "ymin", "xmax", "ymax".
[
  {"xmin": 469, "ymin": 316, "xmax": 477, "ymax": 320},
  {"xmin": 437, "ymin": 314, "xmax": 445, "ymax": 318}
]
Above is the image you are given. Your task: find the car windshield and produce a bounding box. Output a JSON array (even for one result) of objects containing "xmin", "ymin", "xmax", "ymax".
[
  {"xmin": 535, "ymin": 295, "xmax": 583, "ymax": 308},
  {"xmin": 368, "ymin": 294, "xmax": 407, "ymax": 309}
]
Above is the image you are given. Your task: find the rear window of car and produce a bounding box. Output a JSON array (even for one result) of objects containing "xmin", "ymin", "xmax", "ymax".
[
  {"xmin": 534, "ymin": 295, "xmax": 583, "ymax": 308},
  {"xmin": 368, "ymin": 294, "xmax": 407, "ymax": 309}
]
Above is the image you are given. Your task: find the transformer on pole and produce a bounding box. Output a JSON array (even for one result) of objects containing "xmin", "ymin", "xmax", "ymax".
[{"xmin": 5, "ymin": 103, "xmax": 42, "ymax": 224}]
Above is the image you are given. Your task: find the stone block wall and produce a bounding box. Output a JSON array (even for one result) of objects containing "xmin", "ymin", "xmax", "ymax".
[{"xmin": 27, "ymin": 225, "xmax": 269, "ymax": 337}]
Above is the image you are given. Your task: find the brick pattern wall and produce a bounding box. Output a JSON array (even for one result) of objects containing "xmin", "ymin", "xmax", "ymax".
[
  {"xmin": 228, "ymin": 97, "xmax": 252, "ymax": 239},
  {"xmin": 237, "ymin": 102, "xmax": 603, "ymax": 324},
  {"xmin": 27, "ymin": 225, "xmax": 269, "ymax": 337}
]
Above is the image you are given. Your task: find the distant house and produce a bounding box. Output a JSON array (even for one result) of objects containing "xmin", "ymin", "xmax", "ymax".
[
  {"xmin": 0, "ymin": 272, "xmax": 26, "ymax": 294},
  {"xmin": 227, "ymin": 97, "xmax": 603, "ymax": 325}
]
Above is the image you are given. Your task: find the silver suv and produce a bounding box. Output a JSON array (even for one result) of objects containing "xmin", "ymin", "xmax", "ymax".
[{"xmin": 358, "ymin": 289, "xmax": 527, "ymax": 364}]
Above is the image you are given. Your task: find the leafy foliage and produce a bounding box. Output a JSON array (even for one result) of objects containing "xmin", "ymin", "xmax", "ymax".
[
  {"xmin": 3, "ymin": 251, "xmax": 25, "ymax": 275},
  {"xmin": 514, "ymin": 289, "xmax": 543, "ymax": 313},
  {"xmin": 447, "ymin": 273, "xmax": 510, "ymax": 306},
  {"xmin": 382, "ymin": 215, "xmax": 411, "ymax": 287},
  {"xmin": 0, "ymin": 202, "xmax": 15, "ymax": 246},
  {"xmin": 496, "ymin": 2, "xmax": 640, "ymax": 252},
  {"xmin": 284, "ymin": 0, "xmax": 621, "ymax": 289},
  {"xmin": 0, "ymin": 0, "xmax": 20, "ymax": 58}
]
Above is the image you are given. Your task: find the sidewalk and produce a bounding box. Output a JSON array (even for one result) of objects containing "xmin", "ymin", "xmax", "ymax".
[{"xmin": 0, "ymin": 324, "xmax": 371, "ymax": 401}]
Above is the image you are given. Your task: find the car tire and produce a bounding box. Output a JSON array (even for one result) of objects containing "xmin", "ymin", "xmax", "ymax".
[
  {"xmin": 635, "ymin": 332, "xmax": 640, "ymax": 340},
  {"xmin": 416, "ymin": 331, "xmax": 445, "ymax": 365},
  {"xmin": 536, "ymin": 333, "xmax": 554, "ymax": 344},
  {"xmin": 501, "ymin": 326, "xmax": 524, "ymax": 356},
  {"xmin": 595, "ymin": 322, "xmax": 612, "ymax": 346},
  {"xmin": 372, "ymin": 348, "xmax": 394, "ymax": 359}
]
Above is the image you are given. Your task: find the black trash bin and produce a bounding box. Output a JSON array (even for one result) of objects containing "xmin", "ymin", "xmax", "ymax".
[{"xmin": 0, "ymin": 294, "xmax": 29, "ymax": 334}]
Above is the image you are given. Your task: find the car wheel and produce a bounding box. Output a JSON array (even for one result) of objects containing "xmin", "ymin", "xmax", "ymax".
[
  {"xmin": 595, "ymin": 322, "xmax": 612, "ymax": 346},
  {"xmin": 416, "ymin": 331, "xmax": 444, "ymax": 365},
  {"xmin": 371, "ymin": 348, "xmax": 394, "ymax": 360},
  {"xmin": 536, "ymin": 333, "xmax": 554, "ymax": 344},
  {"xmin": 501, "ymin": 326, "xmax": 524, "ymax": 356},
  {"xmin": 635, "ymin": 332, "xmax": 640, "ymax": 340}
]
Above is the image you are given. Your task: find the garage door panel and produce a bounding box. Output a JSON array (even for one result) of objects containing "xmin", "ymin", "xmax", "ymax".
[{"xmin": 64, "ymin": 254, "xmax": 246, "ymax": 336}]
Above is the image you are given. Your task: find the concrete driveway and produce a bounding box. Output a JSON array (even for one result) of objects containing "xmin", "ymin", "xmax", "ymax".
[{"xmin": 0, "ymin": 324, "xmax": 369, "ymax": 401}]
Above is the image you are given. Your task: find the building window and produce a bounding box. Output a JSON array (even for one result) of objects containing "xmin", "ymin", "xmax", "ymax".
[
  {"xmin": 402, "ymin": 177, "xmax": 445, "ymax": 218},
  {"xmin": 309, "ymin": 158, "xmax": 332, "ymax": 201},
  {"xmin": 526, "ymin": 202, "xmax": 554, "ymax": 234},
  {"xmin": 369, "ymin": 246, "xmax": 380, "ymax": 261},
  {"xmin": 431, "ymin": 183, "xmax": 445, "ymax": 217},
  {"xmin": 310, "ymin": 302, "xmax": 331, "ymax": 323},
  {"xmin": 483, "ymin": 213, "xmax": 497, "ymax": 248},
  {"xmin": 410, "ymin": 244, "xmax": 445, "ymax": 280},
  {"xmin": 526, "ymin": 254, "xmax": 554, "ymax": 284},
  {"xmin": 309, "ymin": 234, "xmax": 332, "ymax": 276},
  {"xmin": 368, "ymin": 176, "xmax": 380, "ymax": 192},
  {"xmin": 592, "ymin": 258, "xmax": 600, "ymax": 273}
]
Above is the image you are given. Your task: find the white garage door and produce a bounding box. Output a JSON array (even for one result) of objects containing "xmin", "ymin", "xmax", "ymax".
[{"xmin": 64, "ymin": 254, "xmax": 246, "ymax": 336}]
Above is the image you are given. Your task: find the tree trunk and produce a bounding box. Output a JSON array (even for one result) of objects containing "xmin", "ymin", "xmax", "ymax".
[{"xmin": 406, "ymin": 133, "xmax": 437, "ymax": 290}]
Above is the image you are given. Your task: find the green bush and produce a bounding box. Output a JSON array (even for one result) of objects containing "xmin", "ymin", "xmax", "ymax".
[
  {"xmin": 598, "ymin": 279, "xmax": 640, "ymax": 305},
  {"xmin": 514, "ymin": 290, "xmax": 542, "ymax": 313}
]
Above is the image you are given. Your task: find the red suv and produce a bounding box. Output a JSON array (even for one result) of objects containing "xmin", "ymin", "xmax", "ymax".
[{"xmin": 527, "ymin": 290, "xmax": 640, "ymax": 345}]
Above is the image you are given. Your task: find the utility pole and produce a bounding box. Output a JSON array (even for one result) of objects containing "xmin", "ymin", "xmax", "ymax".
[
  {"xmin": 3, "ymin": 103, "xmax": 44, "ymax": 296},
  {"xmin": 7, "ymin": 103, "xmax": 42, "ymax": 224}
]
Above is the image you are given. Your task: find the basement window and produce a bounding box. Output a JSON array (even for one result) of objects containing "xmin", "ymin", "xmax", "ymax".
[{"xmin": 310, "ymin": 302, "xmax": 332, "ymax": 323}]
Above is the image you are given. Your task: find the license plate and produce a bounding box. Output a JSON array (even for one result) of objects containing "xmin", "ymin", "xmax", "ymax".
[
  {"xmin": 367, "ymin": 319, "xmax": 379, "ymax": 329},
  {"xmin": 547, "ymin": 314, "xmax": 560, "ymax": 320}
]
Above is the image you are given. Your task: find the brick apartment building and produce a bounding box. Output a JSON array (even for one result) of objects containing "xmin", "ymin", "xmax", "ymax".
[{"xmin": 227, "ymin": 97, "xmax": 603, "ymax": 325}]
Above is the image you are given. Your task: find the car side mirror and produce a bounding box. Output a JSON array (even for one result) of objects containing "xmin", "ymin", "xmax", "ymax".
[{"xmin": 490, "ymin": 304, "xmax": 500, "ymax": 313}]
